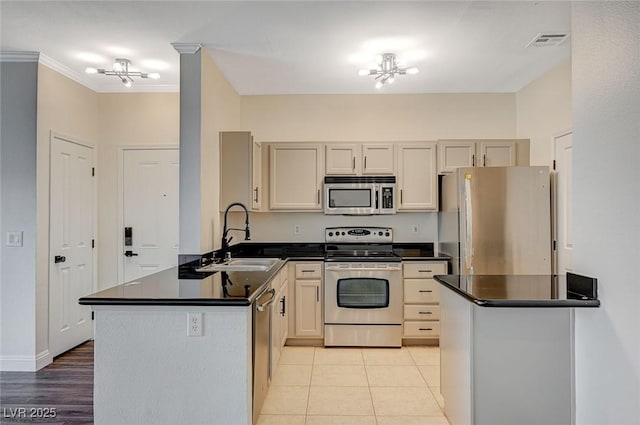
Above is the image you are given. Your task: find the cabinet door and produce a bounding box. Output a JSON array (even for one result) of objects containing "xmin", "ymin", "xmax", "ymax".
[
  {"xmin": 295, "ymin": 279, "xmax": 322, "ymax": 337},
  {"xmin": 362, "ymin": 143, "xmax": 395, "ymax": 175},
  {"xmin": 269, "ymin": 144, "xmax": 323, "ymax": 210},
  {"xmin": 478, "ymin": 141, "xmax": 516, "ymax": 167},
  {"xmin": 325, "ymin": 144, "xmax": 359, "ymax": 175},
  {"xmin": 251, "ymin": 141, "xmax": 262, "ymax": 210},
  {"xmin": 220, "ymin": 131, "xmax": 254, "ymax": 210},
  {"xmin": 279, "ymin": 279, "xmax": 289, "ymax": 346},
  {"xmin": 398, "ymin": 143, "xmax": 437, "ymax": 210},
  {"xmin": 438, "ymin": 140, "xmax": 476, "ymax": 173},
  {"xmin": 271, "ymin": 284, "xmax": 282, "ymax": 375}
]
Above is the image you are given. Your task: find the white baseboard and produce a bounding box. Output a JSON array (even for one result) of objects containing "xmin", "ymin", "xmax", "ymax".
[
  {"xmin": 36, "ymin": 349, "xmax": 53, "ymax": 370},
  {"xmin": 1, "ymin": 350, "xmax": 52, "ymax": 371}
]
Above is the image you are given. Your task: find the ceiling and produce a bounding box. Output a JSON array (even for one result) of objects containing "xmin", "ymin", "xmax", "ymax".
[{"xmin": 0, "ymin": 1, "xmax": 571, "ymax": 94}]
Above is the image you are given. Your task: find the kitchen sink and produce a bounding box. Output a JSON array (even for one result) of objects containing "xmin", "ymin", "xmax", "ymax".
[{"xmin": 196, "ymin": 258, "xmax": 280, "ymax": 273}]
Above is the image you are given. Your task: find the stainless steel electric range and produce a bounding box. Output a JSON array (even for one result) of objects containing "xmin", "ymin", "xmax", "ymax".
[{"xmin": 324, "ymin": 227, "xmax": 402, "ymax": 347}]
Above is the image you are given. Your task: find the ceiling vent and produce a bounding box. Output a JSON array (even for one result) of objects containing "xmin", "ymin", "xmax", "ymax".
[{"xmin": 527, "ymin": 32, "xmax": 569, "ymax": 48}]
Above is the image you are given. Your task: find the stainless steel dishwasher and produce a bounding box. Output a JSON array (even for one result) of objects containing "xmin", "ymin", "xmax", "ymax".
[{"xmin": 252, "ymin": 286, "xmax": 276, "ymax": 425}]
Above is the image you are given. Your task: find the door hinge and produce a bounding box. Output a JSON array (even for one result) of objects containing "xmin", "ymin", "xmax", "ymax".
[
  {"xmin": 92, "ymin": 167, "xmax": 95, "ymax": 177},
  {"xmin": 92, "ymin": 311, "xmax": 95, "ymax": 321},
  {"xmin": 553, "ymin": 240, "xmax": 557, "ymax": 251},
  {"xmin": 92, "ymin": 239, "xmax": 95, "ymax": 249},
  {"xmin": 552, "ymin": 160, "xmax": 556, "ymax": 170}
]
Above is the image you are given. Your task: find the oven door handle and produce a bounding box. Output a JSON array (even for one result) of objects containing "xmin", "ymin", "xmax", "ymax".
[{"xmin": 325, "ymin": 265, "xmax": 402, "ymax": 271}]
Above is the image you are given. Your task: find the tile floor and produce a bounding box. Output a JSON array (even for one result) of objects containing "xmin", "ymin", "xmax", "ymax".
[{"xmin": 258, "ymin": 346, "xmax": 450, "ymax": 425}]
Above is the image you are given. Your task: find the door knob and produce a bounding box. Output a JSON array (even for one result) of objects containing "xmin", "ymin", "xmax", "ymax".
[
  {"xmin": 54, "ymin": 255, "xmax": 66, "ymax": 264},
  {"xmin": 124, "ymin": 250, "xmax": 139, "ymax": 257}
]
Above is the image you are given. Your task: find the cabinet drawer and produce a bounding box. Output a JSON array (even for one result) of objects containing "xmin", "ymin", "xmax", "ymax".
[
  {"xmin": 404, "ymin": 305, "xmax": 440, "ymax": 321},
  {"xmin": 404, "ymin": 321, "xmax": 440, "ymax": 338},
  {"xmin": 295, "ymin": 263, "xmax": 322, "ymax": 279},
  {"xmin": 404, "ymin": 279, "xmax": 439, "ymax": 303},
  {"xmin": 403, "ymin": 262, "xmax": 447, "ymax": 279}
]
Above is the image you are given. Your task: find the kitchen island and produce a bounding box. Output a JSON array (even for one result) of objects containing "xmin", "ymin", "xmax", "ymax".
[
  {"xmin": 79, "ymin": 260, "xmax": 287, "ymax": 425},
  {"xmin": 434, "ymin": 274, "xmax": 599, "ymax": 425}
]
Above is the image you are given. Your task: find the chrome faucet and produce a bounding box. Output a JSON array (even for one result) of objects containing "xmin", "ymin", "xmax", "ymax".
[{"xmin": 221, "ymin": 202, "xmax": 251, "ymax": 261}]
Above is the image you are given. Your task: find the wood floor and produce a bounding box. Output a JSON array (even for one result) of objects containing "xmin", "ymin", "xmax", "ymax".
[{"xmin": 0, "ymin": 342, "xmax": 94, "ymax": 424}]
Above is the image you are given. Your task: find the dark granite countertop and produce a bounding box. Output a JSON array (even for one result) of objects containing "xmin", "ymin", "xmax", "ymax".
[
  {"xmin": 230, "ymin": 242, "xmax": 446, "ymax": 260},
  {"xmin": 80, "ymin": 242, "xmax": 449, "ymax": 307},
  {"xmin": 79, "ymin": 260, "xmax": 287, "ymax": 307},
  {"xmin": 434, "ymin": 274, "xmax": 600, "ymax": 308}
]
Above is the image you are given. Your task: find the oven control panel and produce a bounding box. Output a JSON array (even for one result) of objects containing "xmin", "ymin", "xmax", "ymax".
[{"xmin": 325, "ymin": 227, "xmax": 393, "ymax": 243}]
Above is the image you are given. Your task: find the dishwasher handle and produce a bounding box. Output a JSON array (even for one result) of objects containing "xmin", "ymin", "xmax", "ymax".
[{"xmin": 256, "ymin": 288, "xmax": 277, "ymax": 311}]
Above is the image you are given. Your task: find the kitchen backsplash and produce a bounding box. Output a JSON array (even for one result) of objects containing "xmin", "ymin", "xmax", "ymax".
[{"xmin": 224, "ymin": 211, "xmax": 438, "ymax": 243}]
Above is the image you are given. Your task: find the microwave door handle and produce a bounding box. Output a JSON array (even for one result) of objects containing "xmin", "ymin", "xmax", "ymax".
[{"xmin": 375, "ymin": 190, "xmax": 379, "ymax": 210}]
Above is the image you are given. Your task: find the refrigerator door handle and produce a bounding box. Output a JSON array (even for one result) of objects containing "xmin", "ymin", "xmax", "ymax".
[{"xmin": 463, "ymin": 176, "xmax": 474, "ymax": 274}]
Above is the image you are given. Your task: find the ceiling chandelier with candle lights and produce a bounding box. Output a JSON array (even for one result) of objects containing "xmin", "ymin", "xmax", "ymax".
[
  {"xmin": 358, "ymin": 53, "xmax": 419, "ymax": 88},
  {"xmin": 85, "ymin": 58, "xmax": 160, "ymax": 88}
]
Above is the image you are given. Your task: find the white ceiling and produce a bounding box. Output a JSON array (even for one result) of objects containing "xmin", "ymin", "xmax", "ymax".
[{"xmin": 0, "ymin": 1, "xmax": 571, "ymax": 94}]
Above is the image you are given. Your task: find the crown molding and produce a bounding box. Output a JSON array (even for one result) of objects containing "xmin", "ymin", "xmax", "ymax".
[
  {"xmin": 0, "ymin": 51, "xmax": 40, "ymax": 62},
  {"xmin": 171, "ymin": 43, "xmax": 202, "ymax": 54},
  {"xmin": 37, "ymin": 53, "xmax": 177, "ymax": 93},
  {"xmin": 38, "ymin": 53, "xmax": 102, "ymax": 92},
  {"xmin": 98, "ymin": 84, "xmax": 179, "ymax": 93}
]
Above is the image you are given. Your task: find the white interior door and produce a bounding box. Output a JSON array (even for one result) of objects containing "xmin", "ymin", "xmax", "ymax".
[
  {"xmin": 49, "ymin": 135, "xmax": 94, "ymax": 357},
  {"xmin": 554, "ymin": 132, "xmax": 573, "ymax": 273},
  {"xmin": 123, "ymin": 148, "xmax": 179, "ymax": 282}
]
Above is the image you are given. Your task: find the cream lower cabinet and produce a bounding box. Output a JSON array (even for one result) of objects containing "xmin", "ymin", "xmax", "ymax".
[
  {"xmin": 403, "ymin": 261, "xmax": 448, "ymax": 340},
  {"xmin": 271, "ymin": 264, "xmax": 289, "ymax": 376},
  {"xmin": 397, "ymin": 143, "xmax": 437, "ymax": 210},
  {"xmin": 269, "ymin": 143, "xmax": 323, "ymax": 210},
  {"xmin": 437, "ymin": 139, "xmax": 529, "ymax": 173},
  {"xmin": 271, "ymin": 264, "xmax": 289, "ymax": 373},
  {"xmin": 291, "ymin": 262, "xmax": 323, "ymax": 338}
]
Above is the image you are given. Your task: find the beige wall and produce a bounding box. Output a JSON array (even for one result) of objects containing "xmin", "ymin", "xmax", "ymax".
[
  {"xmin": 200, "ymin": 50, "xmax": 241, "ymax": 252},
  {"xmin": 516, "ymin": 60, "xmax": 572, "ymax": 166},
  {"xmin": 36, "ymin": 64, "xmax": 100, "ymax": 355},
  {"xmin": 236, "ymin": 92, "xmax": 517, "ymax": 243},
  {"xmin": 97, "ymin": 92, "xmax": 179, "ymax": 289},
  {"xmin": 241, "ymin": 93, "xmax": 516, "ymax": 142}
]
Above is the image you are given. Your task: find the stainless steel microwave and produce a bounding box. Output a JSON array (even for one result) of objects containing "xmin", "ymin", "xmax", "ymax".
[{"xmin": 324, "ymin": 176, "xmax": 396, "ymax": 215}]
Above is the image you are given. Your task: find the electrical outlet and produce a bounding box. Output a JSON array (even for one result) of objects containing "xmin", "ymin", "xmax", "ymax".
[
  {"xmin": 411, "ymin": 224, "xmax": 420, "ymax": 234},
  {"xmin": 294, "ymin": 224, "xmax": 301, "ymax": 235},
  {"xmin": 187, "ymin": 312, "xmax": 203, "ymax": 337}
]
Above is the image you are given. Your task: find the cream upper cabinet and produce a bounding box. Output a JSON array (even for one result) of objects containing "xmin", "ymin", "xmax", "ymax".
[
  {"xmin": 325, "ymin": 144, "xmax": 360, "ymax": 175},
  {"xmin": 220, "ymin": 131, "xmax": 263, "ymax": 211},
  {"xmin": 438, "ymin": 139, "xmax": 528, "ymax": 173},
  {"xmin": 325, "ymin": 143, "xmax": 394, "ymax": 175},
  {"xmin": 478, "ymin": 141, "xmax": 516, "ymax": 167},
  {"xmin": 269, "ymin": 143, "xmax": 323, "ymax": 210},
  {"xmin": 251, "ymin": 140, "xmax": 262, "ymax": 210},
  {"xmin": 362, "ymin": 143, "xmax": 395, "ymax": 174},
  {"xmin": 438, "ymin": 140, "xmax": 476, "ymax": 173},
  {"xmin": 397, "ymin": 142, "xmax": 437, "ymax": 210}
]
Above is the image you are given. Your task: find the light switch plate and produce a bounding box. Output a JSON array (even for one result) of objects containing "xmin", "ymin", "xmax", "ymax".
[{"xmin": 6, "ymin": 231, "xmax": 23, "ymax": 247}]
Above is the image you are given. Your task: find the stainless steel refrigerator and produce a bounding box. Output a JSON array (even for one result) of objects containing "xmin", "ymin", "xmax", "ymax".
[{"xmin": 438, "ymin": 166, "xmax": 551, "ymax": 275}]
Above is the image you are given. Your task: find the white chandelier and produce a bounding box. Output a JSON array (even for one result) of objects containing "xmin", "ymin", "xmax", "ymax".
[
  {"xmin": 85, "ymin": 58, "xmax": 160, "ymax": 88},
  {"xmin": 359, "ymin": 53, "xmax": 419, "ymax": 88}
]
